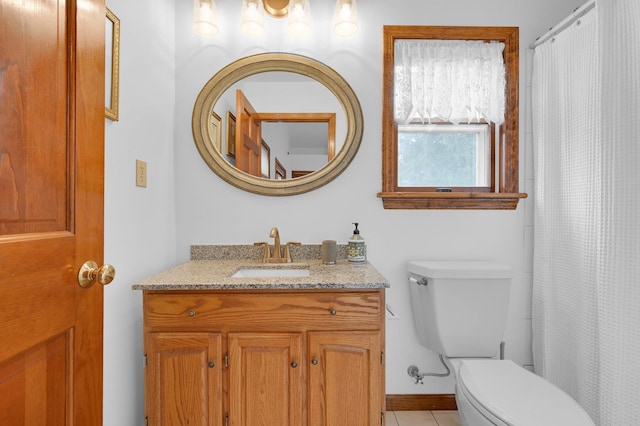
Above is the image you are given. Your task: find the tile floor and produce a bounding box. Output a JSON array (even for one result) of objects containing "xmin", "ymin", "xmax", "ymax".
[{"xmin": 387, "ymin": 410, "xmax": 462, "ymax": 426}]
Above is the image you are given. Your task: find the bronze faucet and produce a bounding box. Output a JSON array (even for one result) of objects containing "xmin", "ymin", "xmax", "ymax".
[
  {"xmin": 254, "ymin": 227, "xmax": 300, "ymax": 263},
  {"xmin": 270, "ymin": 227, "xmax": 283, "ymax": 261}
]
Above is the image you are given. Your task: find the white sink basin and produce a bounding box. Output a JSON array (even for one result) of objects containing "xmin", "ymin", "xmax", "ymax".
[{"xmin": 231, "ymin": 268, "xmax": 310, "ymax": 278}]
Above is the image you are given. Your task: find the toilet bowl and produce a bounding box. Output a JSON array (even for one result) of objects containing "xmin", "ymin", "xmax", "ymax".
[
  {"xmin": 408, "ymin": 260, "xmax": 595, "ymax": 426},
  {"xmin": 451, "ymin": 359, "xmax": 594, "ymax": 426}
]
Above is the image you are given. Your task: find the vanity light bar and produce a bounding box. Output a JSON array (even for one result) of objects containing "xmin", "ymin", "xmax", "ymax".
[{"xmin": 192, "ymin": 0, "xmax": 358, "ymax": 38}]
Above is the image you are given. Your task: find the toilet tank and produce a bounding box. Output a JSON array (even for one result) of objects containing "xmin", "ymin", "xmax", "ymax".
[{"xmin": 408, "ymin": 260, "xmax": 512, "ymax": 358}]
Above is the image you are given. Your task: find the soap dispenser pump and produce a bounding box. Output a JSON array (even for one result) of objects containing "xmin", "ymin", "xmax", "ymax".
[{"xmin": 348, "ymin": 222, "xmax": 366, "ymax": 263}]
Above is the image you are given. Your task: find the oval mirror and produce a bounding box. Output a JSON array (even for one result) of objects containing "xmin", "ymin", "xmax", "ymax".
[{"xmin": 192, "ymin": 53, "xmax": 363, "ymax": 196}]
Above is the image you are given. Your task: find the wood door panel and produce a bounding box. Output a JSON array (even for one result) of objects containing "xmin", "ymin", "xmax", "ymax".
[
  {"xmin": 0, "ymin": 332, "xmax": 70, "ymax": 426},
  {"xmin": 0, "ymin": 233, "xmax": 74, "ymax": 279},
  {"xmin": 0, "ymin": 0, "xmax": 70, "ymax": 236},
  {"xmin": 0, "ymin": 0, "xmax": 106, "ymax": 424},
  {"xmin": 147, "ymin": 333, "xmax": 223, "ymax": 426},
  {"xmin": 228, "ymin": 333, "xmax": 303, "ymax": 426},
  {"xmin": 235, "ymin": 90, "xmax": 262, "ymax": 177},
  {"xmin": 308, "ymin": 331, "xmax": 383, "ymax": 426},
  {"xmin": 0, "ymin": 273, "xmax": 75, "ymax": 363}
]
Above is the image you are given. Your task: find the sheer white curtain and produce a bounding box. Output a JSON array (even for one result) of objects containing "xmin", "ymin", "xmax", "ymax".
[
  {"xmin": 394, "ymin": 40, "xmax": 505, "ymax": 124},
  {"xmin": 532, "ymin": 1, "xmax": 640, "ymax": 424},
  {"xmin": 532, "ymin": 6, "xmax": 600, "ymax": 416},
  {"xmin": 596, "ymin": 0, "xmax": 640, "ymax": 424}
]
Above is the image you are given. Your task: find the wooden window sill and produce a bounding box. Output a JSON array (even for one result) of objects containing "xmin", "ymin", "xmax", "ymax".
[{"xmin": 377, "ymin": 192, "xmax": 528, "ymax": 210}]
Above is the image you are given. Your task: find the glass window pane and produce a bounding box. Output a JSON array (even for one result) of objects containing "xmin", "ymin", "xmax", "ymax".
[{"xmin": 397, "ymin": 124, "xmax": 490, "ymax": 188}]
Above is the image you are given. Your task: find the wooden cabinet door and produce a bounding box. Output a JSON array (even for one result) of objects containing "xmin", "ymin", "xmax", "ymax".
[
  {"xmin": 146, "ymin": 333, "xmax": 223, "ymax": 426},
  {"xmin": 0, "ymin": 0, "xmax": 105, "ymax": 424},
  {"xmin": 228, "ymin": 333, "xmax": 303, "ymax": 426},
  {"xmin": 308, "ymin": 331, "xmax": 384, "ymax": 426}
]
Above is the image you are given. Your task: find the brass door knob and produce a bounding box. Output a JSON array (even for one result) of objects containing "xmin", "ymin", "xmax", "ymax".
[{"xmin": 78, "ymin": 261, "xmax": 116, "ymax": 288}]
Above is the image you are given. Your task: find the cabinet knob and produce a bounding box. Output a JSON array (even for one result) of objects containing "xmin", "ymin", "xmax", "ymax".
[
  {"xmin": 311, "ymin": 358, "xmax": 318, "ymax": 365},
  {"xmin": 208, "ymin": 361, "xmax": 215, "ymax": 368},
  {"xmin": 187, "ymin": 310, "xmax": 196, "ymax": 317},
  {"xmin": 290, "ymin": 361, "xmax": 298, "ymax": 368},
  {"xmin": 329, "ymin": 309, "xmax": 337, "ymax": 315}
]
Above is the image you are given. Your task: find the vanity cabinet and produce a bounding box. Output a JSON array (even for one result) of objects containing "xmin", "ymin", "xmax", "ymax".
[
  {"xmin": 228, "ymin": 332, "xmax": 304, "ymax": 425},
  {"xmin": 142, "ymin": 289, "xmax": 385, "ymax": 426},
  {"xmin": 307, "ymin": 331, "xmax": 383, "ymax": 426},
  {"xmin": 146, "ymin": 332, "xmax": 223, "ymax": 426}
]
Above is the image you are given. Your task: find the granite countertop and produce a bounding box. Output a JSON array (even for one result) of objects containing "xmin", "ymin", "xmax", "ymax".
[{"xmin": 132, "ymin": 245, "xmax": 389, "ymax": 291}]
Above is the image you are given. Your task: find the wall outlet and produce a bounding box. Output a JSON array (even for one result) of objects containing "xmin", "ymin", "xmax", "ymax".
[{"xmin": 136, "ymin": 159, "xmax": 147, "ymax": 187}]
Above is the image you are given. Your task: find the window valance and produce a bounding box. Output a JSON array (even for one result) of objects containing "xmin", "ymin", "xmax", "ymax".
[{"xmin": 394, "ymin": 40, "xmax": 506, "ymax": 125}]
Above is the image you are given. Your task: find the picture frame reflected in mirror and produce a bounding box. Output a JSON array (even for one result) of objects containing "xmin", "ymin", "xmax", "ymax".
[{"xmin": 226, "ymin": 111, "xmax": 236, "ymax": 158}]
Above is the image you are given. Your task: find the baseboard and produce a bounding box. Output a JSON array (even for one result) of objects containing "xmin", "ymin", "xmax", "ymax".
[{"xmin": 386, "ymin": 394, "xmax": 457, "ymax": 411}]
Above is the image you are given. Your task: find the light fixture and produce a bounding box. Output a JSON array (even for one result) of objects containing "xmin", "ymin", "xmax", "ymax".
[
  {"xmin": 195, "ymin": 0, "xmax": 358, "ymax": 38},
  {"xmin": 333, "ymin": 0, "xmax": 358, "ymax": 37},
  {"xmin": 263, "ymin": 0, "xmax": 289, "ymax": 18},
  {"xmin": 241, "ymin": 0, "xmax": 266, "ymax": 37},
  {"xmin": 193, "ymin": 0, "xmax": 219, "ymax": 36},
  {"xmin": 287, "ymin": 0, "xmax": 312, "ymax": 37}
]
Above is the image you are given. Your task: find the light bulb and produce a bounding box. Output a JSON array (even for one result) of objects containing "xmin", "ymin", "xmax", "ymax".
[
  {"xmin": 333, "ymin": 0, "xmax": 358, "ymax": 37},
  {"xmin": 291, "ymin": 4, "xmax": 305, "ymax": 18},
  {"xmin": 287, "ymin": 0, "xmax": 311, "ymax": 37},
  {"xmin": 241, "ymin": 0, "xmax": 265, "ymax": 37},
  {"xmin": 247, "ymin": 3, "xmax": 258, "ymax": 17},
  {"xmin": 339, "ymin": 4, "xmax": 351, "ymax": 19},
  {"xmin": 193, "ymin": 0, "xmax": 218, "ymax": 36}
]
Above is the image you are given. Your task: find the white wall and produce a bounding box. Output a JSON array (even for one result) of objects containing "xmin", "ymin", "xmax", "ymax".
[
  {"xmin": 102, "ymin": 0, "xmax": 587, "ymax": 424},
  {"xmin": 174, "ymin": 0, "xmax": 585, "ymax": 395},
  {"xmin": 103, "ymin": 0, "xmax": 177, "ymax": 425}
]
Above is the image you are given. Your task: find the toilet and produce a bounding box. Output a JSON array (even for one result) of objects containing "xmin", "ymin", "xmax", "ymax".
[{"xmin": 408, "ymin": 260, "xmax": 594, "ymax": 426}]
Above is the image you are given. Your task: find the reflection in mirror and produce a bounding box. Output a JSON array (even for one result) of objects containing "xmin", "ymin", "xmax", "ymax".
[
  {"xmin": 275, "ymin": 158, "xmax": 286, "ymax": 180},
  {"xmin": 260, "ymin": 118, "xmax": 335, "ymax": 179},
  {"xmin": 212, "ymin": 72, "xmax": 345, "ymax": 180},
  {"xmin": 192, "ymin": 53, "xmax": 363, "ymax": 196},
  {"xmin": 260, "ymin": 140, "xmax": 270, "ymax": 178}
]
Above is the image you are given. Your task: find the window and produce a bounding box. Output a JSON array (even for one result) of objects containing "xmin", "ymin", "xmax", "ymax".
[
  {"xmin": 398, "ymin": 123, "xmax": 492, "ymax": 190},
  {"xmin": 379, "ymin": 26, "xmax": 527, "ymax": 209}
]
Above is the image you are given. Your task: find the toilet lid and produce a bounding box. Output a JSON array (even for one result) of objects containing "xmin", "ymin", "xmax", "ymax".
[{"xmin": 457, "ymin": 360, "xmax": 594, "ymax": 426}]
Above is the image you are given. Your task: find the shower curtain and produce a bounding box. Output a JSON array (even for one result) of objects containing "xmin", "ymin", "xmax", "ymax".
[{"xmin": 532, "ymin": 1, "xmax": 640, "ymax": 424}]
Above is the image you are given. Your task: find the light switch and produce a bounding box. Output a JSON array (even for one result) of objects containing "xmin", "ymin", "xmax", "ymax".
[{"xmin": 136, "ymin": 159, "xmax": 147, "ymax": 187}]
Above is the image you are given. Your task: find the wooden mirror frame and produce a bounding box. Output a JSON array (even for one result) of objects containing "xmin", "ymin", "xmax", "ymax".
[{"xmin": 192, "ymin": 53, "xmax": 363, "ymax": 196}]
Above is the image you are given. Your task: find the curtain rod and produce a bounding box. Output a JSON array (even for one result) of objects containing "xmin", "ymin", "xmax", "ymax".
[{"xmin": 530, "ymin": 0, "xmax": 595, "ymax": 49}]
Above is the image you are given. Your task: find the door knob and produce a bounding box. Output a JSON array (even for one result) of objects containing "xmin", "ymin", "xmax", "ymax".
[{"xmin": 78, "ymin": 261, "xmax": 116, "ymax": 288}]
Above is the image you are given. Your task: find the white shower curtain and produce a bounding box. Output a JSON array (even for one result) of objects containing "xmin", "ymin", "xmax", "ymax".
[{"xmin": 532, "ymin": 1, "xmax": 640, "ymax": 424}]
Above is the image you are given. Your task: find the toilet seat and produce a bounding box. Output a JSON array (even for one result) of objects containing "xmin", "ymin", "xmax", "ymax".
[{"xmin": 456, "ymin": 360, "xmax": 595, "ymax": 426}]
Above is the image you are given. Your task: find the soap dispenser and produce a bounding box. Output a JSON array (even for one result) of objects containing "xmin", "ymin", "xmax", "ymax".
[{"xmin": 348, "ymin": 223, "xmax": 366, "ymax": 263}]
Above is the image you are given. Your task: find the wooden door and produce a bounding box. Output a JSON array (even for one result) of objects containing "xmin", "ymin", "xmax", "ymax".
[
  {"xmin": 235, "ymin": 90, "xmax": 262, "ymax": 177},
  {"xmin": 308, "ymin": 331, "xmax": 384, "ymax": 426},
  {"xmin": 228, "ymin": 333, "xmax": 303, "ymax": 426},
  {"xmin": 146, "ymin": 333, "xmax": 223, "ymax": 426},
  {"xmin": 0, "ymin": 0, "xmax": 106, "ymax": 424}
]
